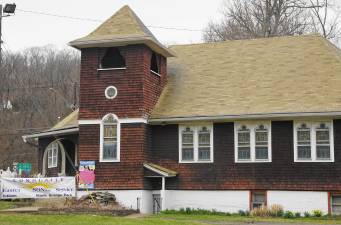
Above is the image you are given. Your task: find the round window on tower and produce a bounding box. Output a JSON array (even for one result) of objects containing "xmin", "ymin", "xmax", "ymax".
[{"xmin": 105, "ymin": 86, "xmax": 118, "ymax": 99}]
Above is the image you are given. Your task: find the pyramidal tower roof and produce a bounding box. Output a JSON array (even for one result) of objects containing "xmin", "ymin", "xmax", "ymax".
[{"xmin": 69, "ymin": 5, "xmax": 175, "ymax": 57}]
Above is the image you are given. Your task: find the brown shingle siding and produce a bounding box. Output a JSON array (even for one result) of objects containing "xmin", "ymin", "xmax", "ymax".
[{"xmin": 149, "ymin": 120, "xmax": 341, "ymax": 191}]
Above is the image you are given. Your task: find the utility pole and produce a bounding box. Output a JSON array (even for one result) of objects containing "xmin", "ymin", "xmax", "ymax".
[
  {"xmin": 0, "ymin": 3, "xmax": 16, "ymax": 65},
  {"xmin": 0, "ymin": 4, "xmax": 3, "ymax": 64}
]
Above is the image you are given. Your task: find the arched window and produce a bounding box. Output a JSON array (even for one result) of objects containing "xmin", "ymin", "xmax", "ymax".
[
  {"xmin": 42, "ymin": 140, "xmax": 66, "ymax": 176},
  {"xmin": 100, "ymin": 114, "xmax": 120, "ymax": 162},
  {"xmin": 100, "ymin": 48, "xmax": 126, "ymax": 69},
  {"xmin": 150, "ymin": 52, "xmax": 160, "ymax": 74}
]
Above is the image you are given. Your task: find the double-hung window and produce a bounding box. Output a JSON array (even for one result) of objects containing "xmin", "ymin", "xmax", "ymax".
[
  {"xmin": 47, "ymin": 142, "xmax": 58, "ymax": 168},
  {"xmin": 235, "ymin": 122, "xmax": 271, "ymax": 163},
  {"xmin": 294, "ymin": 121, "xmax": 334, "ymax": 162},
  {"xmin": 100, "ymin": 114, "xmax": 120, "ymax": 162},
  {"xmin": 179, "ymin": 125, "xmax": 213, "ymax": 163}
]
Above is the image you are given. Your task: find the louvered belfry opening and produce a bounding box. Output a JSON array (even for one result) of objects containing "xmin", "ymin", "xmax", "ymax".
[
  {"xmin": 100, "ymin": 47, "xmax": 126, "ymax": 69},
  {"xmin": 150, "ymin": 52, "xmax": 160, "ymax": 74}
]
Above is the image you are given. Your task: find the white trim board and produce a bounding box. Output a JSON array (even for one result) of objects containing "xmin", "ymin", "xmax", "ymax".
[
  {"xmin": 79, "ymin": 118, "xmax": 147, "ymax": 125},
  {"xmin": 149, "ymin": 111, "xmax": 341, "ymax": 124}
]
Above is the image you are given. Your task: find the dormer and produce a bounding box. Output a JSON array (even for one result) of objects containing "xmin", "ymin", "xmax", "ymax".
[{"xmin": 69, "ymin": 5, "xmax": 175, "ymax": 120}]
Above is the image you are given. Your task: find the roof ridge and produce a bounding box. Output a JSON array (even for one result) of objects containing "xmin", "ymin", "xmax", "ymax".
[{"xmin": 169, "ymin": 34, "xmax": 323, "ymax": 48}]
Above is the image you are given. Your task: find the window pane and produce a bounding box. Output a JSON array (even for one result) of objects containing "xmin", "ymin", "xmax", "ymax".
[
  {"xmin": 103, "ymin": 142, "xmax": 117, "ymax": 159},
  {"xmin": 256, "ymin": 131, "xmax": 267, "ymax": 143},
  {"xmin": 332, "ymin": 206, "xmax": 341, "ymax": 215},
  {"xmin": 199, "ymin": 147, "xmax": 210, "ymax": 160},
  {"xmin": 332, "ymin": 196, "xmax": 341, "ymax": 204},
  {"xmin": 182, "ymin": 127, "xmax": 194, "ymax": 161},
  {"xmin": 48, "ymin": 158, "xmax": 52, "ymax": 167},
  {"xmin": 252, "ymin": 192, "xmax": 266, "ymax": 209},
  {"xmin": 297, "ymin": 146, "xmax": 311, "ymax": 159},
  {"xmin": 316, "ymin": 145, "xmax": 330, "ymax": 159},
  {"xmin": 182, "ymin": 148, "xmax": 194, "ymax": 160},
  {"xmin": 104, "ymin": 125, "xmax": 117, "ymax": 137},
  {"xmin": 183, "ymin": 133, "xmax": 193, "ymax": 144},
  {"xmin": 297, "ymin": 130, "xmax": 310, "ymax": 144},
  {"xmin": 199, "ymin": 132, "xmax": 210, "ymax": 145},
  {"xmin": 256, "ymin": 147, "xmax": 268, "ymax": 160},
  {"xmin": 238, "ymin": 147, "xmax": 250, "ymax": 160},
  {"xmin": 316, "ymin": 130, "xmax": 329, "ymax": 142},
  {"xmin": 238, "ymin": 132, "xmax": 250, "ymax": 145}
]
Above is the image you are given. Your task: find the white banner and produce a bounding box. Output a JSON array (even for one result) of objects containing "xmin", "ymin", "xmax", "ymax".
[{"xmin": 0, "ymin": 177, "xmax": 76, "ymax": 199}]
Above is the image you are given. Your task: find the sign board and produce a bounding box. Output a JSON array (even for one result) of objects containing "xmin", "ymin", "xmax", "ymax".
[
  {"xmin": 0, "ymin": 177, "xmax": 76, "ymax": 199},
  {"xmin": 16, "ymin": 163, "xmax": 32, "ymax": 177},
  {"xmin": 79, "ymin": 161, "xmax": 95, "ymax": 189}
]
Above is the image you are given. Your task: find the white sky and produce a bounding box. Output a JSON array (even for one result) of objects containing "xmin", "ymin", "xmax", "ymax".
[{"xmin": 0, "ymin": 0, "xmax": 224, "ymax": 52}]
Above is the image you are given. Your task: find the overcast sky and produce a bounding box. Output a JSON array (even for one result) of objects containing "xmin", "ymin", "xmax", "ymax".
[{"xmin": 0, "ymin": 0, "xmax": 224, "ymax": 52}]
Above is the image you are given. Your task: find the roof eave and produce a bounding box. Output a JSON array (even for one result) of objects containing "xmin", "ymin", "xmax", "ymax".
[
  {"xmin": 69, "ymin": 38, "xmax": 176, "ymax": 57},
  {"xmin": 22, "ymin": 126, "xmax": 79, "ymax": 142},
  {"xmin": 149, "ymin": 111, "xmax": 341, "ymax": 124}
]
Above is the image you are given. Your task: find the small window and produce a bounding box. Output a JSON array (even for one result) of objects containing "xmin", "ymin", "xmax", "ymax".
[
  {"xmin": 331, "ymin": 194, "xmax": 341, "ymax": 215},
  {"xmin": 100, "ymin": 114, "xmax": 120, "ymax": 162},
  {"xmin": 294, "ymin": 121, "xmax": 334, "ymax": 162},
  {"xmin": 47, "ymin": 142, "xmax": 58, "ymax": 168},
  {"xmin": 235, "ymin": 122, "xmax": 271, "ymax": 163},
  {"xmin": 105, "ymin": 86, "xmax": 118, "ymax": 99},
  {"xmin": 100, "ymin": 48, "xmax": 126, "ymax": 69},
  {"xmin": 237, "ymin": 125, "xmax": 251, "ymax": 160},
  {"xmin": 296, "ymin": 123, "xmax": 311, "ymax": 160},
  {"xmin": 150, "ymin": 52, "xmax": 160, "ymax": 74},
  {"xmin": 179, "ymin": 125, "xmax": 213, "ymax": 163},
  {"xmin": 251, "ymin": 192, "xmax": 266, "ymax": 209},
  {"xmin": 181, "ymin": 127, "xmax": 194, "ymax": 161}
]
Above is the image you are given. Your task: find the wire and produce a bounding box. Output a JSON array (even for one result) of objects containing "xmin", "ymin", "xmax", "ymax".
[{"xmin": 16, "ymin": 8, "xmax": 203, "ymax": 32}]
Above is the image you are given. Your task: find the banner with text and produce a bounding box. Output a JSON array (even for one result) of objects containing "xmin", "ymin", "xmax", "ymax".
[{"xmin": 0, "ymin": 177, "xmax": 76, "ymax": 199}]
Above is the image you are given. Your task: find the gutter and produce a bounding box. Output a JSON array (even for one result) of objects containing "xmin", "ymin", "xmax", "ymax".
[
  {"xmin": 22, "ymin": 127, "xmax": 79, "ymax": 142},
  {"xmin": 149, "ymin": 111, "xmax": 341, "ymax": 124}
]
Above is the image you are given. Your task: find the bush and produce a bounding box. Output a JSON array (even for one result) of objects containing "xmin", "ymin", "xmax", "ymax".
[
  {"xmin": 162, "ymin": 208, "xmax": 231, "ymax": 216},
  {"xmin": 312, "ymin": 209, "xmax": 323, "ymax": 217},
  {"xmin": 269, "ymin": 204, "xmax": 284, "ymax": 217},
  {"xmin": 237, "ymin": 210, "xmax": 249, "ymax": 216},
  {"xmin": 303, "ymin": 211, "xmax": 311, "ymax": 217},
  {"xmin": 294, "ymin": 212, "xmax": 301, "ymax": 218},
  {"xmin": 283, "ymin": 211, "xmax": 294, "ymax": 218},
  {"xmin": 251, "ymin": 206, "xmax": 270, "ymax": 217}
]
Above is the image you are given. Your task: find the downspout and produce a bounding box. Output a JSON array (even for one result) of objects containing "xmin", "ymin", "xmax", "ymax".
[{"xmin": 161, "ymin": 176, "xmax": 166, "ymax": 211}]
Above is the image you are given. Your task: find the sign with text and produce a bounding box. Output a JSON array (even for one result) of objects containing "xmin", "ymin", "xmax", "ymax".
[
  {"xmin": 79, "ymin": 161, "xmax": 95, "ymax": 189},
  {"xmin": 0, "ymin": 177, "xmax": 76, "ymax": 199}
]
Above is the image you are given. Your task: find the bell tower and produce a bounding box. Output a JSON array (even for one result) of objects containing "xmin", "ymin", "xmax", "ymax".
[{"xmin": 69, "ymin": 5, "xmax": 174, "ymax": 120}]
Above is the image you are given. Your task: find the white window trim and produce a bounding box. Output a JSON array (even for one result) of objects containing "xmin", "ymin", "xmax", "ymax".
[
  {"xmin": 47, "ymin": 142, "xmax": 58, "ymax": 168},
  {"xmin": 293, "ymin": 120, "xmax": 334, "ymax": 162},
  {"xmin": 151, "ymin": 70, "xmax": 161, "ymax": 77},
  {"xmin": 105, "ymin": 86, "xmax": 118, "ymax": 99},
  {"xmin": 100, "ymin": 113, "xmax": 121, "ymax": 162},
  {"xmin": 178, "ymin": 124, "xmax": 214, "ymax": 163},
  {"xmin": 234, "ymin": 121, "xmax": 272, "ymax": 163},
  {"xmin": 97, "ymin": 67, "xmax": 126, "ymax": 71}
]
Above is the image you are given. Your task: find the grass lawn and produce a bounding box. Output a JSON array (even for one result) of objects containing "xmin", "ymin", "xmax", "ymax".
[
  {"xmin": 1, "ymin": 213, "xmax": 341, "ymax": 225},
  {"xmin": 0, "ymin": 201, "xmax": 17, "ymax": 211}
]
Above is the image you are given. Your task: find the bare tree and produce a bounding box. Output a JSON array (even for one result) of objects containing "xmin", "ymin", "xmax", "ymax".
[
  {"xmin": 203, "ymin": 0, "xmax": 340, "ymax": 43},
  {"xmin": 309, "ymin": 0, "xmax": 341, "ymax": 43},
  {"xmin": 0, "ymin": 46, "xmax": 80, "ymax": 170}
]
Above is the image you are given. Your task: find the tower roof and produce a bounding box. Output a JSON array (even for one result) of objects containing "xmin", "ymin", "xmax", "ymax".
[{"xmin": 69, "ymin": 5, "xmax": 175, "ymax": 57}]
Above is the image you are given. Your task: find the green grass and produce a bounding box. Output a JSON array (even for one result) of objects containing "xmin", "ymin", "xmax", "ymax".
[
  {"xmin": 157, "ymin": 213, "xmax": 341, "ymax": 224},
  {"xmin": 0, "ymin": 201, "xmax": 17, "ymax": 210},
  {"xmin": 0, "ymin": 214, "xmax": 201, "ymax": 225},
  {"xmin": 1, "ymin": 213, "xmax": 341, "ymax": 225}
]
